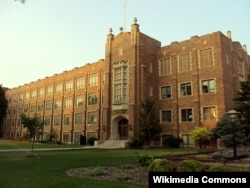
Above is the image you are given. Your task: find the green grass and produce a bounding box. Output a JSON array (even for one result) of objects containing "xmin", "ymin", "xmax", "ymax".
[{"xmin": 0, "ymin": 140, "xmax": 201, "ymax": 188}]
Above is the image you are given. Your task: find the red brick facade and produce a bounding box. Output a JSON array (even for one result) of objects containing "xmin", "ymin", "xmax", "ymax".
[{"xmin": 2, "ymin": 18, "xmax": 250, "ymax": 147}]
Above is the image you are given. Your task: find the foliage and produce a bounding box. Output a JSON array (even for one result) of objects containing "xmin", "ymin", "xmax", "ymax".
[
  {"xmin": 87, "ymin": 166, "xmax": 108, "ymax": 176},
  {"xmin": 0, "ymin": 86, "xmax": 8, "ymax": 137},
  {"xmin": 115, "ymin": 173, "xmax": 131, "ymax": 182},
  {"xmin": 233, "ymin": 73, "xmax": 250, "ymax": 144},
  {"xmin": 129, "ymin": 137, "xmax": 143, "ymax": 148},
  {"xmin": 178, "ymin": 159, "xmax": 204, "ymax": 172},
  {"xmin": 148, "ymin": 158, "xmax": 173, "ymax": 172},
  {"xmin": 164, "ymin": 135, "xmax": 183, "ymax": 148},
  {"xmin": 212, "ymin": 115, "xmax": 247, "ymax": 147},
  {"xmin": 190, "ymin": 127, "xmax": 210, "ymax": 149},
  {"xmin": 138, "ymin": 98, "xmax": 162, "ymax": 146},
  {"xmin": 207, "ymin": 165, "xmax": 234, "ymax": 172},
  {"xmin": 87, "ymin": 137, "xmax": 98, "ymax": 145},
  {"xmin": 135, "ymin": 152, "xmax": 152, "ymax": 166},
  {"xmin": 20, "ymin": 114, "xmax": 44, "ymax": 153}
]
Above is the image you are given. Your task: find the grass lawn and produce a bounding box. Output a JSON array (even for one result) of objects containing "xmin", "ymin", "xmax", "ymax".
[{"xmin": 0, "ymin": 140, "xmax": 201, "ymax": 188}]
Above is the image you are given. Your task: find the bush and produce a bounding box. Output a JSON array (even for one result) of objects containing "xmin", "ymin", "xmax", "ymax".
[
  {"xmin": 178, "ymin": 159, "xmax": 204, "ymax": 172},
  {"xmin": 164, "ymin": 135, "xmax": 183, "ymax": 148},
  {"xmin": 207, "ymin": 165, "xmax": 234, "ymax": 172},
  {"xmin": 136, "ymin": 153, "xmax": 152, "ymax": 166},
  {"xmin": 148, "ymin": 158, "xmax": 173, "ymax": 172},
  {"xmin": 87, "ymin": 137, "xmax": 97, "ymax": 145}
]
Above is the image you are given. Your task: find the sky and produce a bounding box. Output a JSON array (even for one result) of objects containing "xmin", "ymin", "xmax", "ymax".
[{"xmin": 1, "ymin": 0, "xmax": 250, "ymax": 89}]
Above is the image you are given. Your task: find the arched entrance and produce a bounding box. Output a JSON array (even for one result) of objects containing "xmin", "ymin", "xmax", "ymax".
[{"xmin": 118, "ymin": 119, "xmax": 128, "ymax": 140}]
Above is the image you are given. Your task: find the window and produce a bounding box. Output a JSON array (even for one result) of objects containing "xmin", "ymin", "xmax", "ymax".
[
  {"xmin": 30, "ymin": 103, "xmax": 36, "ymax": 113},
  {"xmin": 44, "ymin": 116, "xmax": 51, "ymax": 126},
  {"xmin": 31, "ymin": 89, "xmax": 37, "ymax": 98},
  {"xmin": 37, "ymin": 102, "xmax": 43, "ymax": 112},
  {"xmin": 55, "ymin": 82, "xmax": 62, "ymax": 94},
  {"xmin": 75, "ymin": 94, "xmax": 84, "ymax": 107},
  {"xmin": 238, "ymin": 59, "xmax": 244, "ymax": 76},
  {"xmin": 54, "ymin": 98, "xmax": 62, "ymax": 110},
  {"xmin": 159, "ymin": 58, "xmax": 171, "ymax": 76},
  {"xmin": 45, "ymin": 100, "xmax": 52, "ymax": 111},
  {"xmin": 18, "ymin": 107, "xmax": 23, "ymax": 114},
  {"xmin": 38, "ymin": 87, "xmax": 44, "ymax": 97},
  {"xmin": 88, "ymin": 92, "xmax": 97, "ymax": 105},
  {"xmin": 87, "ymin": 111, "xmax": 97, "ymax": 124},
  {"xmin": 202, "ymin": 79, "xmax": 215, "ymax": 94},
  {"xmin": 181, "ymin": 108, "xmax": 193, "ymax": 122},
  {"xmin": 161, "ymin": 110, "xmax": 172, "ymax": 123},
  {"xmin": 53, "ymin": 115, "xmax": 60, "ymax": 126},
  {"xmin": 25, "ymin": 91, "xmax": 30, "ymax": 100},
  {"xmin": 89, "ymin": 73, "xmax": 98, "ymax": 86},
  {"xmin": 19, "ymin": 93, "xmax": 23, "ymax": 101},
  {"xmin": 76, "ymin": 77, "xmax": 84, "ymax": 89},
  {"xmin": 65, "ymin": 80, "xmax": 73, "ymax": 92},
  {"xmin": 63, "ymin": 114, "xmax": 71, "ymax": 125},
  {"xmin": 180, "ymin": 82, "xmax": 192, "ymax": 96},
  {"xmin": 203, "ymin": 107, "xmax": 216, "ymax": 121},
  {"xmin": 64, "ymin": 97, "xmax": 72, "ymax": 108},
  {"xmin": 161, "ymin": 86, "xmax": 171, "ymax": 99},
  {"xmin": 23, "ymin": 104, "xmax": 29, "ymax": 113},
  {"xmin": 63, "ymin": 133, "xmax": 70, "ymax": 142},
  {"xmin": 46, "ymin": 85, "xmax": 53, "ymax": 96},
  {"xmin": 178, "ymin": 53, "xmax": 191, "ymax": 72},
  {"xmin": 199, "ymin": 48, "xmax": 213, "ymax": 68},
  {"xmin": 75, "ymin": 113, "xmax": 83, "ymax": 125}
]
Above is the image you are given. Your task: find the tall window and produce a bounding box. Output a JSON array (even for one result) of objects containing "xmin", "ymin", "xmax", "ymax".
[
  {"xmin": 199, "ymin": 48, "xmax": 213, "ymax": 68},
  {"xmin": 23, "ymin": 104, "xmax": 29, "ymax": 113},
  {"xmin": 31, "ymin": 89, "xmax": 37, "ymax": 98},
  {"xmin": 178, "ymin": 53, "xmax": 191, "ymax": 72},
  {"xmin": 87, "ymin": 111, "xmax": 97, "ymax": 124},
  {"xmin": 113, "ymin": 61, "xmax": 127, "ymax": 104},
  {"xmin": 64, "ymin": 97, "xmax": 72, "ymax": 108},
  {"xmin": 30, "ymin": 103, "xmax": 36, "ymax": 113},
  {"xmin": 38, "ymin": 87, "xmax": 44, "ymax": 97},
  {"xmin": 46, "ymin": 85, "xmax": 53, "ymax": 96},
  {"xmin": 63, "ymin": 133, "xmax": 69, "ymax": 143},
  {"xmin": 65, "ymin": 80, "xmax": 73, "ymax": 92},
  {"xmin": 180, "ymin": 82, "xmax": 192, "ymax": 96},
  {"xmin": 54, "ymin": 98, "xmax": 62, "ymax": 110},
  {"xmin": 159, "ymin": 58, "xmax": 171, "ymax": 76},
  {"xmin": 55, "ymin": 82, "xmax": 62, "ymax": 94},
  {"xmin": 75, "ymin": 94, "xmax": 84, "ymax": 107},
  {"xmin": 75, "ymin": 113, "xmax": 83, "ymax": 125},
  {"xmin": 44, "ymin": 116, "xmax": 51, "ymax": 126},
  {"xmin": 53, "ymin": 115, "xmax": 60, "ymax": 126},
  {"xmin": 160, "ymin": 86, "xmax": 171, "ymax": 99},
  {"xmin": 88, "ymin": 92, "xmax": 97, "ymax": 105},
  {"xmin": 76, "ymin": 77, "xmax": 84, "ymax": 89},
  {"xmin": 161, "ymin": 110, "xmax": 172, "ymax": 123},
  {"xmin": 37, "ymin": 102, "xmax": 43, "ymax": 112},
  {"xmin": 203, "ymin": 107, "xmax": 216, "ymax": 121},
  {"xmin": 63, "ymin": 114, "xmax": 71, "ymax": 125},
  {"xmin": 25, "ymin": 91, "xmax": 30, "ymax": 100},
  {"xmin": 45, "ymin": 100, "xmax": 52, "ymax": 111},
  {"xmin": 181, "ymin": 108, "xmax": 193, "ymax": 122},
  {"xmin": 89, "ymin": 73, "xmax": 98, "ymax": 86},
  {"xmin": 202, "ymin": 79, "xmax": 215, "ymax": 94}
]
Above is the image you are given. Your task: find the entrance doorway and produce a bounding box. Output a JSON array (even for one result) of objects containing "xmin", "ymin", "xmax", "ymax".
[{"xmin": 118, "ymin": 119, "xmax": 128, "ymax": 140}]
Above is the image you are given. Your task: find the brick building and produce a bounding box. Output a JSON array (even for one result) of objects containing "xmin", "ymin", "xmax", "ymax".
[{"xmin": 2, "ymin": 18, "xmax": 250, "ymax": 147}]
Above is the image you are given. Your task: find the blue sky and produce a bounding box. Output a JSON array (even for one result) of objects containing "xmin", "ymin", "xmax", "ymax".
[{"xmin": 1, "ymin": 0, "xmax": 250, "ymax": 88}]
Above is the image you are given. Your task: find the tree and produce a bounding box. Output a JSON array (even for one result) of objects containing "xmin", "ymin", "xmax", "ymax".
[
  {"xmin": 233, "ymin": 73, "xmax": 250, "ymax": 144},
  {"xmin": 20, "ymin": 114, "xmax": 44, "ymax": 153},
  {"xmin": 211, "ymin": 115, "xmax": 246, "ymax": 147},
  {"xmin": 138, "ymin": 98, "xmax": 162, "ymax": 146},
  {"xmin": 189, "ymin": 127, "xmax": 210, "ymax": 149},
  {"xmin": 0, "ymin": 85, "xmax": 8, "ymax": 138}
]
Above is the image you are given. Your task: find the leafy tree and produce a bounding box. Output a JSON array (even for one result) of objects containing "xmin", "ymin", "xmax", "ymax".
[
  {"xmin": 190, "ymin": 127, "xmax": 210, "ymax": 149},
  {"xmin": 0, "ymin": 85, "xmax": 8, "ymax": 138},
  {"xmin": 138, "ymin": 98, "xmax": 162, "ymax": 146},
  {"xmin": 20, "ymin": 114, "xmax": 44, "ymax": 153},
  {"xmin": 233, "ymin": 73, "xmax": 250, "ymax": 144},
  {"xmin": 211, "ymin": 115, "xmax": 246, "ymax": 147}
]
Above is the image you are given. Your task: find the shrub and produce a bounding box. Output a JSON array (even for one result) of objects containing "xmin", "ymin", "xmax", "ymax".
[
  {"xmin": 148, "ymin": 158, "xmax": 173, "ymax": 172},
  {"xmin": 178, "ymin": 159, "xmax": 204, "ymax": 172},
  {"xmin": 87, "ymin": 137, "xmax": 97, "ymax": 145},
  {"xmin": 136, "ymin": 153, "xmax": 152, "ymax": 166},
  {"xmin": 164, "ymin": 135, "xmax": 183, "ymax": 148},
  {"xmin": 207, "ymin": 165, "xmax": 234, "ymax": 172},
  {"xmin": 87, "ymin": 166, "xmax": 107, "ymax": 176}
]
